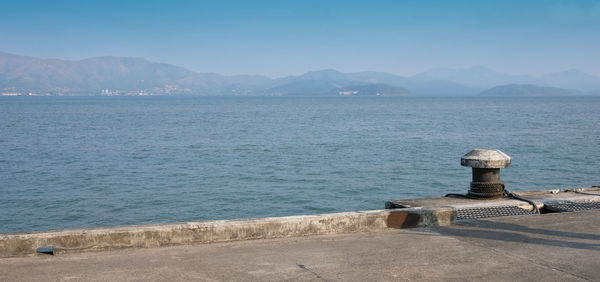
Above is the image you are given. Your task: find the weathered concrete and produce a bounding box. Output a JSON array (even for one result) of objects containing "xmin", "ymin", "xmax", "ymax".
[
  {"xmin": 2, "ymin": 187, "xmax": 599, "ymax": 258},
  {"xmin": 386, "ymin": 187, "xmax": 600, "ymax": 212},
  {"xmin": 0, "ymin": 208, "xmax": 454, "ymax": 258},
  {"xmin": 1, "ymin": 210, "xmax": 598, "ymax": 281}
]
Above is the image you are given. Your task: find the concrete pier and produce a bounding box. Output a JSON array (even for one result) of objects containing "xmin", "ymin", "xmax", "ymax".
[
  {"xmin": 1, "ymin": 209, "xmax": 598, "ymax": 281},
  {"xmin": 1, "ymin": 187, "xmax": 599, "ymax": 281}
]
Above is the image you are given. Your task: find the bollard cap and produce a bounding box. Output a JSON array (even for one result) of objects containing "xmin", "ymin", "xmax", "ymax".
[{"xmin": 461, "ymin": 149, "xmax": 511, "ymax": 168}]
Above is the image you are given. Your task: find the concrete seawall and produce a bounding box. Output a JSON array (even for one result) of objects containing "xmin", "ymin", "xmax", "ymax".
[
  {"xmin": 2, "ymin": 187, "xmax": 598, "ymax": 258},
  {"xmin": 0, "ymin": 208, "xmax": 454, "ymax": 258}
]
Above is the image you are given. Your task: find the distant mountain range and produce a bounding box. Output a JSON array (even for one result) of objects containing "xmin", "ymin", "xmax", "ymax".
[
  {"xmin": 415, "ymin": 66, "xmax": 600, "ymax": 93},
  {"xmin": 480, "ymin": 84, "xmax": 578, "ymax": 97},
  {"xmin": 2, "ymin": 51, "xmax": 600, "ymax": 96}
]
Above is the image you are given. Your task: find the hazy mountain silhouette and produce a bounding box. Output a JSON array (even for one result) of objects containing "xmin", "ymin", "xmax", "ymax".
[
  {"xmin": 414, "ymin": 66, "xmax": 533, "ymax": 88},
  {"xmin": 0, "ymin": 51, "xmax": 271, "ymax": 95},
  {"xmin": 265, "ymin": 69, "xmax": 358, "ymax": 96},
  {"xmin": 538, "ymin": 69, "xmax": 600, "ymax": 92},
  {"xmin": 480, "ymin": 84, "xmax": 578, "ymax": 96},
  {"xmin": 266, "ymin": 69, "xmax": 477, "ymax": 96},
  {"xmin": 414, "ymin": 65, "xmax": 600, "ymax": 93},
  {"xmin": 1, "ymin": 51, "xmax": 599, "ymax": 96}
]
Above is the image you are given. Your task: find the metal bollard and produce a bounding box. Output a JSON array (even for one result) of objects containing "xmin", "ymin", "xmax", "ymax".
[{"xmin": 461, "ymin": 149, "xmax": 511, "ymax": 199}]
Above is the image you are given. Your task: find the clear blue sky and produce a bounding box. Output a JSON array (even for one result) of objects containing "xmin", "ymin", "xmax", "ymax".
[{"xmin": 1, "ymin": 0, "xmax": 599, "ymax": 77}]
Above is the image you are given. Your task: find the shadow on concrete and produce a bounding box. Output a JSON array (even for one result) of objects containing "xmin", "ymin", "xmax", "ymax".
[
  {"xmin": 434, "ymin": 225, "xmax": 600, "ymax": 251},
  {"xmin": 462, "ymin": 220, "xmax": 600, "ymax": 241}
]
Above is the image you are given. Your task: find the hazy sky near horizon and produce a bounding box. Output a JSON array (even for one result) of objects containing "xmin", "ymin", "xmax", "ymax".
[{"xmin": 1, "ymin": 0, "xmax": 599, "ymax": 77}]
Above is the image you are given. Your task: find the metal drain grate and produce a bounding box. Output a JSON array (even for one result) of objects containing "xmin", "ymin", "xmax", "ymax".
[
  {"xmin": 543, "ymin": 201, "xmax": 600, "ymax": 212},
  {"xmin": 456, "ymin": 206, "xmax": 536, "ymax": 220}
]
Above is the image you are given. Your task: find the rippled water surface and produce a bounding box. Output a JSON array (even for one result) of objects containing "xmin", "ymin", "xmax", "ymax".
[{"xmin": 1, "ymin": 96, "xmax": 599, "ymax": 233}]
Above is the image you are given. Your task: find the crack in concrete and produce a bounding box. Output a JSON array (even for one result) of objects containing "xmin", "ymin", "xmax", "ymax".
[
  {"xmin": 298, "ymin": 264, "xmax": 328, "ymax": 281},
  {"xmin": 490, "ymin": 246, "xmax": 592, "ymax": 281}
]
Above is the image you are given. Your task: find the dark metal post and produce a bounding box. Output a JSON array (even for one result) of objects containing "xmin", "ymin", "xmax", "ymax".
[{"xmin": 461, "ymin": 149, "xmax": 511, "ymax": 199}]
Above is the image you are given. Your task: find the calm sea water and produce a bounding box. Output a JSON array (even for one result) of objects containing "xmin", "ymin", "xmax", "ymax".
[{"xmin": 1, "ymin": 96, "xmax": 599, "ymax": 233}]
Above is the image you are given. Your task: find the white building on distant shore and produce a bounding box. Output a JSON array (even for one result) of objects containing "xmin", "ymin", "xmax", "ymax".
[{"xmin": 101, "ymin": 89, "xmax": 120, "ymax": 95}]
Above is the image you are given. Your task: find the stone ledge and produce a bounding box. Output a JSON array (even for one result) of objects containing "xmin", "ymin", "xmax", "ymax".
[{"xmin": 0, "ymin": 208, "xmax": 454, "ymax": 258}]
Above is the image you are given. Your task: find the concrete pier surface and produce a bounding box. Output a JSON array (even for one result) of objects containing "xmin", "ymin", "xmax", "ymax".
[{"xmin": 1, "ymin": 209, "xmax": 598, "ymax": 281}]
